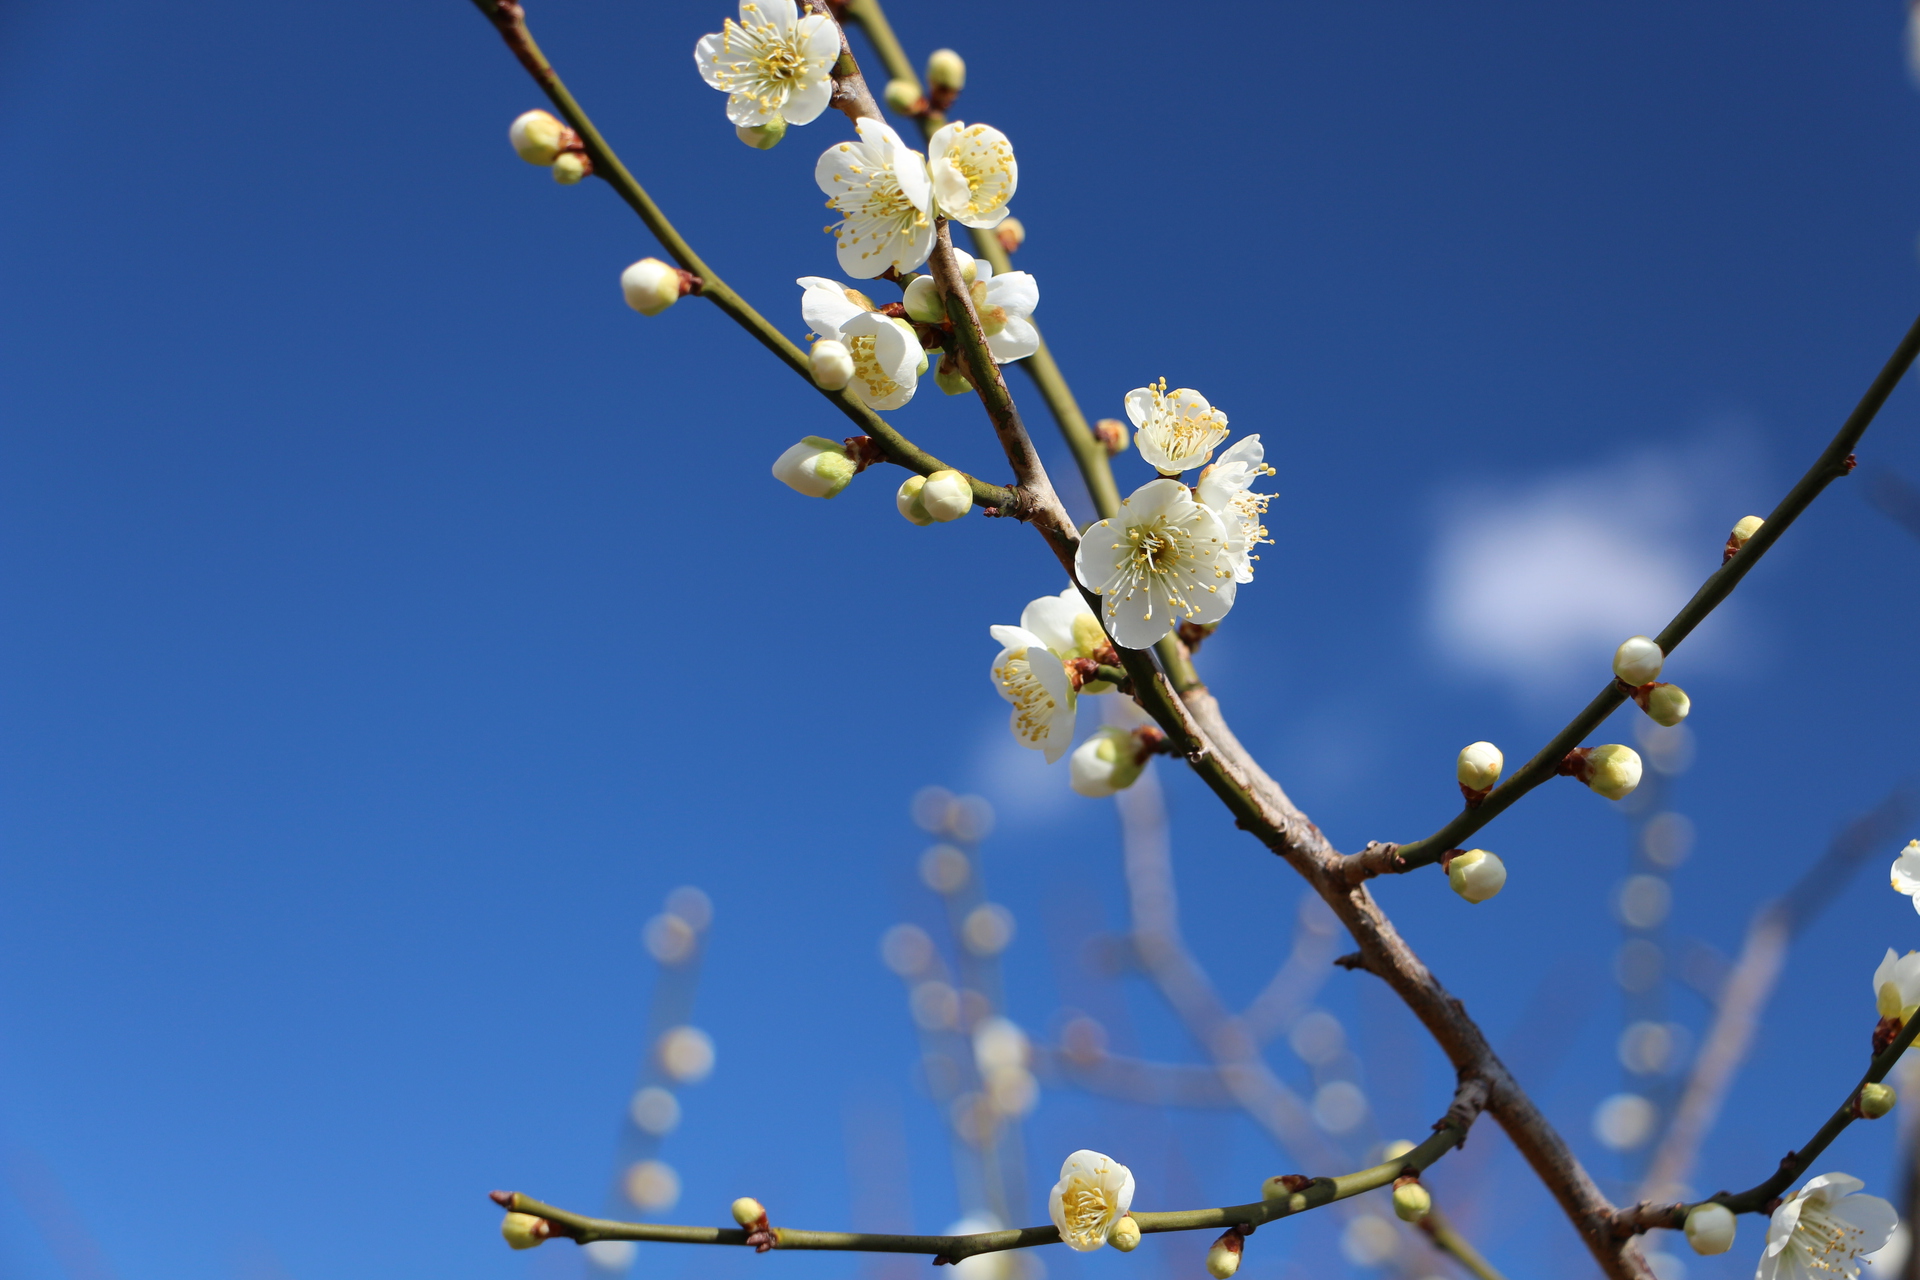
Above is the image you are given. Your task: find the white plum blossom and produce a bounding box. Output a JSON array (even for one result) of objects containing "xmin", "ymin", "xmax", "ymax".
[
  {"xmin": 1874, "ymin": 948, "xmax": 1920, "ymax": 1020},
  {"xmin": 1018, "ymin": 586, "xmax": 1109, "ymax": 666},
  {"xmin": 1075, "ymin": 478, "xmax": 1235, "ymax": 650},
  {"xmin": 694, "ymin": 1, "xmax": 838, "ymax": 129},
  {"xmin": 1891, "ymin": 840, "xmax": 1920, "ymax": 913},
  {"xmin": 816, "ymin": 118, "xmax": 934, "ymax": 278},
  {"xmin": 1196, "ymin": 434, "xmax": 1275, "ymax": 583},
  {"xmin": 989, "ymin": 625, "xmax": 1076, "ymax": 763},
  {"xmin": 928, "ymin": 121, "xmax": 1017, "ymax": 229},
  {"xmin": 1127, "ymin": 379, "xmax": 1229, "ymax": 476},
  {"xmin": 798, "ymin": 276, "xmax": 923, "ymax": 409},
  {"xmin": 1048, "ymin": 1150, "xmax": 1135, "ymax": 1251},
  {"xmin": 969, "ymin": 260, "xmax": 1039, "ymax": 363},
  {"xmin": 1756, "ymin": 1173, "xmax": 1897, "ymax": 1280}
]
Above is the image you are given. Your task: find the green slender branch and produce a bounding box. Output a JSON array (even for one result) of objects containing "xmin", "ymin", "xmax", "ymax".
[
  {"xmin": 1347, "ymin": 306, "xmax": 1920, "ymax": 882},
  {"xmin": 465, "ymin": 0, "xmax": 1014, "ymax": 510},
  {"xmin": 1420, "ymin": 1207, "xmax": 1509, "ymax": 1280}
]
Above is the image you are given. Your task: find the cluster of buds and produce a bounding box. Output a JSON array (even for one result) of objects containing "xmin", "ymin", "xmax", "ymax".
[
  {"xmin": 1559, "ymin": 743, "xmax": 1642, "ymax": 800},
  {"xmin": 1724, "ymin": 514, "xmax": 1764, "ymax": 563},
  {"xmin": 896, "ymin": 469, "xmax": 973, "ymax": 524},
  {"xmin": 621, "ymin": 258, "xmax": 701, "ymax": 317},
  {"xmin": 509, "ymin": 109, "xmax": 592, "ymax": 184},
  {"xmin": 1443, "ymin": 849, "xmax": 1506, "ymax": 904},
  {"xmin": 1612, "ymin": 636, "xmax": 1691, "ymax": 727},
  {"xmin": 1070, "ymin": 725, "xmax": 1168, "ymax": 797},
  {"xmin": 1203, "ymin": 1223, "xmax": 1251, "ymax": 1278},
  {"xmin": 1456, "ymin": 741, "xmax": 1502, "ymax": 805},
  {"xmin": 880, "ymin": 48, "xmax": 967, "ymax": 119}
]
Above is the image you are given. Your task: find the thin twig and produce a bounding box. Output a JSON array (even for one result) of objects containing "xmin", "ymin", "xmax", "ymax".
[{"xmin": 1419, "ymin": 1205, "xmax": 1510, "ymax": 1280}]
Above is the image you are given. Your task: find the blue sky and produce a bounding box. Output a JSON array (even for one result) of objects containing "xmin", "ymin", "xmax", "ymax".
[{"xmin": 4, "ymin": 2, "xmax": 1920, "ymax": 1278}]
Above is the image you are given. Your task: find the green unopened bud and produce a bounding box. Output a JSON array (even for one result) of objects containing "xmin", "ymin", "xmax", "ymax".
[
  {"xmin": 1447, "ymin": 849, "xmax": 1506, "ymax": 904},
  {"xmin": 883, "ymin": 78, "xmax": 923, "ymax": 114},
  {"xmin": 1457, "ymin": 741, "xmax": 1503, "ymax": 792},
  {"xmin": 773, "ymin": 436, "xmax": 856, "ymax": 499},
  {"xmin": 1859, "ymin": 1082, "xmax": 1897, "ymax": 1118},
  {"xmin": 921, "ymin": 469, "xmax": 972, "ymax": 522},
  {"xmin": 509, "ymin": 110, "xmax": 567, "ymax": 166},
  {"xmin": 995, "ymin": 216, "xmax": 1026, "ymax": 254},
  {"xmin": 1683, "ymin": 1202, "xmax": 1735, "ymax": 1256},
  {"xmin": 1582, "ymin": 744, "xmax": 1642, "ymax": 800},
  {"xmin": 731, "ymin": 1197, "xmax": 767, "ymax": 1226},
  {"xmin": 1613, "ymin": 635, "xmax": 1665, "ymax": 686},
  {"xmin": 1094, "ymin": 418, "xmax": 1130, "ymax": 456},
  {"xmin": 1391, "ymin": 1181, "xmax": 1431, "ymax": 1223},
  {"xmin": 735, "ymin": 117, "xmax": 787, "ymax": 149},
  {"xmin": 621, "ymin": 258, "xmax": 682, "ymax": 316},
  {"xmin": 926, "ymin": 48, "xmax": 966, "ymax": 93},
  {"xmin": 551, "ymin": 151, "xmax": 590, "ymax": 184},
  {"xmin": 1108, "ymin": 1215, "xmax": 1141, "ymax": 1252},
  {"xmin": 501, "ymin": 1212, "xmax": 548, "ymax": 1250},
  {"xmin": 903, "ymin": 275, "xmax": 945, "ymax": 323},
  {"xmin": 1071, "ymin": 726, "xmax": 1148, "ymax": 798},
  {"xmin": 1639, "ymin": 682, "xmax": 1690, "ymax": 727},
  {"xmin": 896, "ymin": 475, "xmax": 933, "ymax": 525},
  {"xmin": 811, "ymin": 338, "xmax": 854, "ymax": 391},
  {"xmin": 934, "ymin": 352, "xmax": 973, "ymax": 395}
]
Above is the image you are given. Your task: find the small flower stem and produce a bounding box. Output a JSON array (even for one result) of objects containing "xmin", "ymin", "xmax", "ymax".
[
  {"xmin": 464, "ymin": 0, "xmax": 1014, "ymax": 511},
  {"xmin": 1418, "ymin": 1207, "xmax": 1509, "ymax": 1280},
  {"xmin": 1351, "ymin": 305, "xmax": 1920, "ymax": 882}
]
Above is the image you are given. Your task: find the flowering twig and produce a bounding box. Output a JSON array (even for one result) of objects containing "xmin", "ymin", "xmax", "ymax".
[{"xmin": 1345, "ymin": 306, "xmax": 1920, "ymax": 883}]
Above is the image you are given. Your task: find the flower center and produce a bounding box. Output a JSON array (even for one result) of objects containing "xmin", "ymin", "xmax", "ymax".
[
  {"xmin": 845, "ymin": 333, "xmax": 900, "ymax": 401},
  {"xmin": 756, "ymin": 43, "xmax": 804, "ymax": 82},
  {"xmin": 1060, "ymin": 1177, "xmax": 1116, "ymax": 1239},
  {"xmin": 1793, "ymin": 1205, "xmax": 1872, "ymax": 1270}
]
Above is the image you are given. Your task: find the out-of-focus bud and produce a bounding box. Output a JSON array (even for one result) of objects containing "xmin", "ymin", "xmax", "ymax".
[
  {"xmin": 502, "ymin": 1212, "xmax": 548, "ymax": 1250},
  {"xmin": 1204, "ymin": 1233, "xmax": 1243, "ymax": 1279},
  {"xmin": 1262, "ymin": 1174, "xmax": 1312, "ymax": 1202},
  {"xmin": 995, "ymin": 216, "xmax": 1026, "ymax": 254},
  {"xmin": 1446, "ymin": 849, "xmax": 1506, "ymax": 904},
  {"xmin": 1456, "ymin": 741, "xmax": 1503, "ymax": 793},
  {"xmin": 903, "ymin": 275, "xmax": 946, "ymax": 323},
  {"xmin": 921, "ymin": 470, "xmax": 972, "ymax": 522},
  {"xmin": 1683, "ymin": 1202, "xmax": 1736, "ymax": 1256},
  {"xmin": 1108, "ymin": 1215, "xmax": 1142, "ymax": 1252},
  {"xmin": 1571, "ymin": 743, "xmax": 1643, "ymax": 800},
  {"xmin": 621, "ymin": 258, "xmax": 683, "ymax": 316},
  {"xmin": 883, "ymin": 78, "xmax": 923, "ymax": 114},
  {"xmin": 1726, "ymin": 515, "xmax": 1764, "ymax": 562},
  {"xmin": 1380, "ymin": 1139, "xmax": 1418, "ymax": 1162},
  {"xmin": 810, "ymin": 339, "xmax": 854, "ymax": 391},
  {"xmin": 1390, "ymin": 1181, "xmax": 1431, "ymax": 1223},
  {"xmin": 1613, "ymin": 635, "xmax": 1665, "ymax": 686},
  {"xmin": 510, "ymin": 110, "xmax": 567, "ymax": 166},
  {"xmin": 926, "ymin": 48, "xmax": 967, "ymax": 93},
  {"xmin": 1071, "ymin": 726, "xmax": 1148, "ymax": 798},
  {"xmin": 896, "ymin": 475, "xmax": 933, "ymax": 525},
  {"xmin": 732, "ymin": 1197, "xmax": 767, "ymax": 1226},
  {"xmin": 935, "ymin": 352, "xmax": 974, "ymax": 395},
  {"xmin": 1859, "ymin": 1082, "xmax": 1897, "ymax": 1118},
  {"xmin": 1635, "ymin": 682, "xmax": 1690, "ymax": 727},
  {"xmin": 773, "ymin": 436, "xmax": 856, "ymax": 499},
  {"xmin": 736, "ymin": 117, "xmax": 787, "ymax": 149},
  {"xmin": 551, "ymin": 151, "xmax": 591, "ymax": 184},
  {"xmin": 1093, "ymin": 418, "xmax": 1130, "ymax": 457}
]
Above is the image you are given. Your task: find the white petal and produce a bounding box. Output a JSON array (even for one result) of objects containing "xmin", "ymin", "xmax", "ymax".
[
  {"xmin": 1891, "ymin": 850, "xmax": 1920, "ymax": 896},
  {"xmin": 799, "ymin": 14, "xmax": 840, "ymax": 64},
  {"xmin": 985, "ymin": 315, "xmax": 1039, "ymax": 363},
  {"xmin": 985, "ymin": 270, "xmax": 1038, "ymax": 317},
  {"xmin": 930, "ymin": 157, "xmax": 972, "ymax": 221},
  {"xmin": 1074, "ymin": 518, "xmax": 1127, "ymax": 595},
  {"xmin": 1123, "ymin": 387, "xmax": 1155, "ymax": 429},
  {"xmin": 1019, "ymin": 594, "xmax": 1081, "ymax": 654},
  {"xmin": 693, "ymin": 33, "xmax": 737, "ymax": 89},
  {"xmin": 1829, "ymin": 1191, "xmax": 1899, "ymax": 1251},
  {"xmin": 1799, "ymin": 1173, "xmax": 1867, "ymax": 1205},
  {"xmin": 1214, "ymin": 433, "xmax": 1265, "ymax": 469},
  {"xmin": 782, "ymin": 74, "xmax": 832, "ymax": 126},
  {"xmin": 798, "ymin": 277, "xmax": 861, "ymax": 340}
]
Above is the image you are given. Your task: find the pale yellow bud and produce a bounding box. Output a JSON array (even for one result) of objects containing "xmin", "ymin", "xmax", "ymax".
[
  {"xmin": 921, "ymin": 469, "xmax": 972, "ymax": 522},
  {"xmin": 896, "ymin": 475, "xmax": 933, "ymax": 526},
  {"xmin": 1642, "ymin": 683, "xmax": 1690, "ymax": 727},
  {"xmin": 501, "ymin": 1212, "xmax": 548, "ymax": 1250},
  {"xmin": 1456, "ymin": 741, "xmax": 1503, "ymax": 791},
  {"xmin": 509, "ymin": 110, "xmax": 566, "ymax": 166},
  {"xmin": 1731, "ymin": 515, "xmax": 1764, "ymax": 548},
  {"xmin": 773, "ymin": 436, "xmax": 856, "ymax": 499},
  {"xmin": 551, "ymin": 151, "xmax": 590, "ymax": 184},
  {"xmin": 926, "ymin": 48, "xmax": 966, "ymax": 93},
  {"xmin": 1391, "ymin": 1182, "xmax": 1431, "ymax": 1223},
  {"xmin": 736, "ymin": 118, "xmax": 787, "ymax": 150},
  {"xmin": 995, "ymin": 216, "xmax": 1026, "ymax": 254},
  {"xmin": 1859, "ymin": 1082, "xmax": 1897, "ymax": 1118},
  {"xmin": 1613, "ymin": 635, "xmax": 1665, "ymax": 686},
  {"xmin": 1094, "ymin": 418, "xmax": 1130, "ymax": 456},
  {"xmin": 1447, "ymin": 849, "xmax": 1506, "ymax": 904},
  {"xmin": 883, "ymin": 78, "xmax": 922, "ymax": 114},
  {"xmin": 903, "ymin": 275, "xmax": 945, "ymax": 324},
  {"xmin": 1108, "ymin": 1216, "xmax": 1142, "ymax": 1252},
  {"xmin": 1584, "ymin": 744, "xmax": 1642, "ymax": 800},
  {"xmin": 621, "ymin": 258, "xmax": 682, "ymax": 316},
  {"xmin": 731, "ymin": 1197, "xmax": 767, "ymax": 1226},
  {"xmin": 1205, "ymin": 1242, "xmax": 1241, "ymax": 1279},
  {"xmin": 1683, "ymin": 1202, "xmax": 1735, "ymax": 1255},
  {"xmin": 810, "ymin": 339, "xmax": 854, "ymax": 391}
]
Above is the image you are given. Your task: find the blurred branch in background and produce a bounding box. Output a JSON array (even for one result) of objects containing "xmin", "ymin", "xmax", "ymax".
[
  {"xmin": 1866, "ymin": 467, "xmax": 1920, "ymax": 543},
  {"xmin": 6, "ymin": 1148, "xmax": 120, "ymax": 1280}
]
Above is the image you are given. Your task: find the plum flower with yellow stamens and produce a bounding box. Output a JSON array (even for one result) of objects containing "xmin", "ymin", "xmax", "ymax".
[
  {"xmin": 1075, "ymin": 478, "xmax": 1235, "ymax": 650},
  {"xmin": 798, "ymin": 276, "xmax": 924, "ymax": 409},
  {"xmin": 693, "ymin": 1, "xmax": 839, "ymax": 129},
  {"xmin": 1873, "ymin": 948, "xmax": 1920, "ymax": 1021},
  {"xmin": 928, "ymin": 121, "xmax": 1018, "ymax": 229},
  {"xmin": 1891, "ymin": 840, "xmax": 1920, "ymax": 913},
  {"xmin": 1196, "ymin": 434, "xmax": 1276, "ymax": 584},
  {"xmin": 988, "ymin": 625, "xmax": 1076, "ymax": 762},
  {"xmin": 1048, "ymin": 1150, "xmax": 1135, "ymax": 1251},
  {"xmin": 1127, "ymin": 379, "xmax": 1230, "ymax": 476},
  {"xmin": 1756, "ymin": 1172, "xmax": 1896, "ymax": 1280},
  {"xmin": 816, "ymin": 118, "xmax": 934, "ymax": 278}
]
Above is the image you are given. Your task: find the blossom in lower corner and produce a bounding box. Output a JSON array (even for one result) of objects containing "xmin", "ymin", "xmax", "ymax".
[
  {"xmin": 694, "ymin": 1, "xmax": 838, "ymax": 129},
  {"xmin": 1756, "ymin": 1173, "xmax": 1897, "ymax": 1280},
  {"xmin": 929, "ymin": 121, "xmax": 1017, "ymax": 229},
  {"xmin": 798, "ymin": 277, "xmax": 923, "ymax": 408},
  {"xmin": 1891, "ymin": 840, "xmax": 1920, "ymax": 913},
  {"xmin": 1196, "ymin": 435, "xmax": 1275, "ymax": 582},
  {"xmin": 1048, "ymin": 1150, "xmax": 1135, "ymax": 1251},
  {"xmin": 1874, "ymin": 948, "xmax": 1920, "ymax": 1021},
  {"xmin": 816, "ymin": 118, "xmax": 935, "ymax": 278},
  {"xmin": 989, "ymin": 625, "xmax": 1076, "ymax": 762},
  {"xmin": 1074, "ymin": 478, "xmax": 1235, "ymax": 650},
  {"xmin": 1126, "ymin": 379, "xmax": 1230, "ymax": 476}
]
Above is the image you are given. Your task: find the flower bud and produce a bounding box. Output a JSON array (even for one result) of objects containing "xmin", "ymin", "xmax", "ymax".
[
  {"xmin": 1728, "ymin": 515, "xmax": 1764, "ymax": 557},
  {"xmin": 501, "ymin": 1212, "xmax": 548, "ymax": 1250},
  {"xmin": 1583, "ymin": 744, "xmax": 1642, "ymax": 800},
  {"xmin": 1204, "ymin": 1235, "xmax": 1243, "ymax": 1279},
  {"xmin": 1859, "ymin": 1082, "xmax": 1897, "ymax": 1119},
  {"xmin": 995, "ymin": 216, "xmax": 1026, "ymax": 254},
  {"xmin": 1391, "ymin": 1181, "xmax": 1431, "ymax": 1223},
  {"xmin": 1108, "ymin": 1215, "xmax": 1142, "ymax": 1252},
  {"xmin": 903, "ymin": 275, "xmax": 945, "ymax": 324},
  {"xmin": 1683, "ymin": 1202, "xmax": 1735, "ymax": 1256},
  {"xmin": 1094, "ymin": 418, "xmax": 1131, "ymax": 456},
  {"xmin": 1639, "ymin": 682, "xmax": 1690, "ymax": 727},
  {"xmin": 621, "ymin": 258, "xmax": 682, "ymax": 316},
  {"xmin": 896, "ymin": 475, "xmax": 933, "ymax": 525},
  {"xmin": 1447, "ymin": 849, "xmax": 1506, "ymax": 904},
  {"xmin": 773, "ymin": 436, "xmax": 856, "ymax": 499},
  {"xmin": 509, "ymin": 110, "xmax": 567, "ymax": 166},
  {"xmin": 735, "ymin": 118, "xmax": 787, "ymax": 150},
  {"xmin": 1613, "ymin": 635, "xmax": 1665, "ymax": 686},
  {"xmin": 810, "ymin": 339, "xmax": 854, "ymax": 391},
  {"xmin": 883, "ymin": 78, "xmax": 922, "ymax": 114},
  {"xmin": 921, "ymin": 469, "xmax": 972, "ymax": 522},
  {"xmin": 935, "ymin": 352, "xmax": 974, "ymax": 395},
  {"xmin": 926, "ymin": 48, "xmax": 966, "ymax": 93},
  {"xmin": 551, "ymin": 151, "xmax": 590, "ymax": 184},
  {"xmin": 1071, "ymin": 726, "xmax": 1149, "ymax": 798},
  {"xmin": 731, "ymin": 1197, "xmax": 767, "ymax": 1226},
  {"xmin": 1456, "ymin": 741, "xmax": 1503, "ymax": 792}
]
